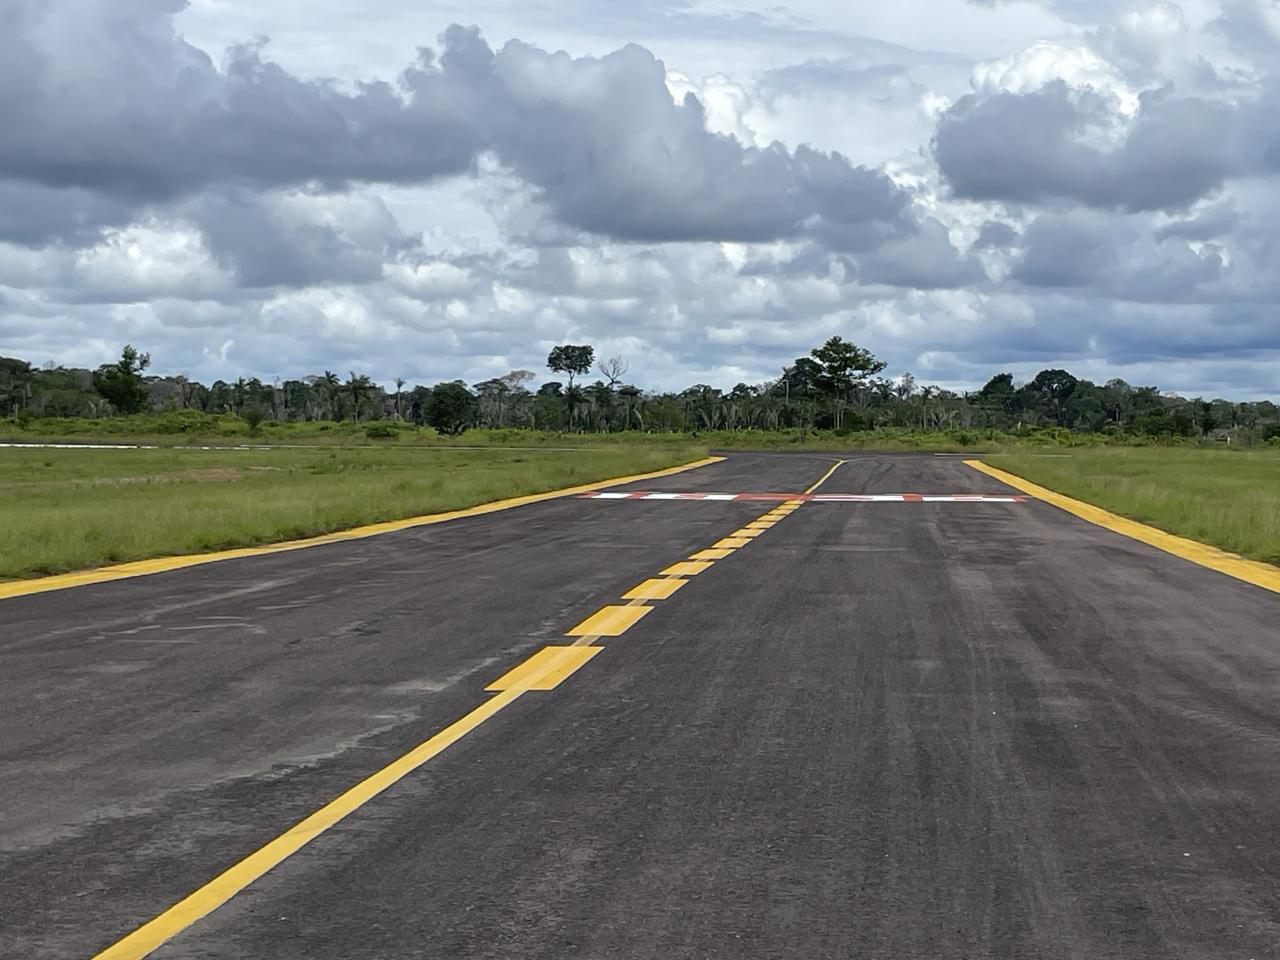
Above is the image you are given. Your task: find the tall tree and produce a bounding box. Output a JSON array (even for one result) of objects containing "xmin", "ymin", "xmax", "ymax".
[
  {"xmin": 547, "ymin": 345, "xmax": 595, "ymax": 391},
  {"xmin": 92, "ymin": 345, "xmax": 151, "ymax": 415},
  {"xmin": 809, "ymin": 337, "xmax": 886, "ymax": 429},
  {"xmin": 320, "ymin": 370, "xmax": 340, "ymax": 419},
  {"xmin": 597, "ymin": 356, "xmax": 628, "ymax": 389},
  {"xmin": 346, "ymin": 372, "xmax": 372, "ymax": 422}
]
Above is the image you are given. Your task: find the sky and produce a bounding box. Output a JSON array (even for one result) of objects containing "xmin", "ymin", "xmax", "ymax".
[{"xmin": 2, "ymin": 0, "xmax": 1279, "ymax": 400}]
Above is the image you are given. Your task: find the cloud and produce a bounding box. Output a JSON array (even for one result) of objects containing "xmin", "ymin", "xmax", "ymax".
[
  {"xmin": 934, "ymin": 81, "xmax": 1246, "ymax": 211},
  {"xmin": 183, "ymin": 189, "xmax": 406, "ymax": 288},
  {"xmin": 5, "ymin": 0, "xmax": 1280, "ymax": 404},
  {"xmin": 0, "ymin": 3, "xmax": 914, "ymax": 252}
]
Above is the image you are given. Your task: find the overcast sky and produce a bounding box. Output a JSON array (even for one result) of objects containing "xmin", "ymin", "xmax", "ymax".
[{"xmin": 3, "ymin": 0, "xmax": 1279, "ymax": 399}]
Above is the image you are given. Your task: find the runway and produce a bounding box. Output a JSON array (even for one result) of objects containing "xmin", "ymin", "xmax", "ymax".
[{"xmin": 3, "ymin": 452, "xmax": 1279, "ymax": 959}]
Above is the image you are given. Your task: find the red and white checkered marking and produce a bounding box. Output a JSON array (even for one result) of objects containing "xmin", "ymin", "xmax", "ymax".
[{"xmin": 580, "ymin": 491, "xmax": 1026, "ymax": 503}]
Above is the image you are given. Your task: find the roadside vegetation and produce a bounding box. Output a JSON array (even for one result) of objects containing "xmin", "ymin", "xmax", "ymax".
[
  {"xmin": 985, "ymin": 447, "xmax": 1280, "ymax": 566},
  {"xmin": 4, "ymin": 338, "xmax": 1278, "ymax": 447},
  {"xmin": 0, "ymin": 415, "xmax": 1252, "ymax": 451},
  {"xmin": 0, "ymin": 444, "xmax": 705, "ymax": 580}
]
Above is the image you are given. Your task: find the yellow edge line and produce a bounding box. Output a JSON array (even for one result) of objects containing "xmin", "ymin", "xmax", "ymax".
[
  {"xmin": 0, "ymin": 456, "xmax": 727, "ymax": 602},
  {"xmin": 966, "ymin": 459, "xmax": 1280, "ymax": 595},
  {"xmin": 92, "ymin": 686, "xmax": 526, "ymax": 960}
]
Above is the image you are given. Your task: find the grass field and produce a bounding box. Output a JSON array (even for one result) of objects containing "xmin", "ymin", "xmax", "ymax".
[
  {"xmin": 985, "ymin": 447, "xmax": 1280, "ymax": 566},
  {"xmin": 0, "ymin": 444, "xmax": 706, "ymax": 580},
  {"xmin": 6, "ymin": 417, "xmax": 1259, "ymax": 452}
]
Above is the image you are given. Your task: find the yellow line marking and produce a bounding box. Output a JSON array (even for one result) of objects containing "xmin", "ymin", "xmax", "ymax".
[
  {"xmin": 621, "ymin": 578, "xmax": 688, "ymax": 601},
  {"xmin": 566, "ymin": 604, "xmax": 653, "ymax": 637},
  {"xmin": 731, "ymin": 528, "xmax": 764, "ymax": 538},
  {"xmin": 745, "ymin": 522, "xmax": 775, "ymax": 530},
  {"xmin": 0, "ymin": 457, "xmax": 727, "ymax": 602},
  {"xmin": 661, "ymin": 560, "xmax": 714, "ymax": 577},
  {"xmin": 93, "ymin": 681, "xmax": 535, "ymax": 959},
  {"xmin": 690, "ymin": 548, "xmax": 735, "ymax": 561},
  {"xmin": 804, "ymin": 460, "xmax": 847, "ymax": 495},
  {"xmin": 485, "ymin": 645, "xmax": 603, "ymax": 692},
  {"xmin": 966, "ymin": 460, "xmax": 1280, "ymax": 595},
  {"xmin": 713, "ymin": 537, "xmax": 751, "ymax": 549}
]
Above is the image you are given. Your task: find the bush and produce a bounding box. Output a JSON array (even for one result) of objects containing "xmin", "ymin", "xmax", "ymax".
[
  {"xmin": 364, "ymin": 422, "xmax": 399, "ymax": 440},
  {"xmin": 152, "ymin": 410, "xmax": 222, "ymax": 434}
]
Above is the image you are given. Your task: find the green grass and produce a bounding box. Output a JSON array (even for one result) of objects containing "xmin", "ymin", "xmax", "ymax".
[
  {"xmin": 4, "ymin": 414, "xmax": 1248, "ymax": 451},
  {"xmin": 0, "ymin": 444, "xmax": 706, "ymax": 580},
  {"xmin": 985, "ymin": 447, "xmax": 1280, "ymax": 566}
]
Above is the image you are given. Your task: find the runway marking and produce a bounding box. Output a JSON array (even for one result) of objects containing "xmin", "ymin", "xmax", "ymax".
[
  {"xmin": 621, "ymin": 578, "xmax": 688, "ymax": 601},
  {"xmin": 660, "ymin": 560, "xmax": 714, "ymax": 577},
  {"xmin": 690, "ymin": 548, "xmax": 735, "ymax": 561},
  {"xmin": 485, "ymin": 645, "xmax": 604, "ymax": 692},
  {"xmin": 0, "ymin": 456, "xmax": 726, "ymax": 602},
  {"xmin": 967, "ymin": 460, "xmax": 1280, "ymax": 595},
  {"xmin": 91, "ymin": 645, "xmax": 604, "ymax": 960},
  {"xmin": 566, "ymin": 605, "xmax": 653, "ymax": 637},
  {"xmin": 577, "ymin": 491, "xmax": 1026, "ymax": 503}
]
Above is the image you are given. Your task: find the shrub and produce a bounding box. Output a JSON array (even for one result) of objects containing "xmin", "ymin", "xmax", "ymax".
[{"xmin": 364, "ymin": 422, "xmax": 399, "ymax": 440}]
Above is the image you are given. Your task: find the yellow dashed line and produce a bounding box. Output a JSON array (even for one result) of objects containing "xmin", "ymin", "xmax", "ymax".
[
  {"xmin": 90, "ymin": 455, "xmax": 851, "ymax": 959},
  {"xmin": 566, "ymin": 604, "xmax": 653, "ymax": 637},
  {"xmin": 486, "ymin": 645, "xmax": 604, "ymax": 692},
  {"xmin": 690, "ymin": 548, "xmax": 735, "ymax": 561},
  {"xmin": 622, "ymin": 578, "xmax": 689, "ymax": 601},
  {"xmin": 661, "ymin": 560, "xmax": 714, "ymax": 577}
]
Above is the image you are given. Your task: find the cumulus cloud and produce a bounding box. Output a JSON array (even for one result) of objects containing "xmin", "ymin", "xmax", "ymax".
[
  {"xmin": 934, "ymin": 4, "xmax": 1280, "ymax": 213},
  {"xmin": 935, "ymin": 81, "xmax": 1256, "ymax": 210},
  {"xmin": 0, "ymin": 1, "xmax": 916, "ymax": 252}
]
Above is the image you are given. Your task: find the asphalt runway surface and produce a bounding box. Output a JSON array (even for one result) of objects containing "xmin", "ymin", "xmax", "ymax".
[{"xmin": 3, "ymin": 452, "xmax": 1280, "ymax": 959}]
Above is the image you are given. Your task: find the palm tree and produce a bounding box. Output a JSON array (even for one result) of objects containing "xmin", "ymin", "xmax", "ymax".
[
  {"xmin": 321, "ymin": 370, "xmax": 340, "ymax": 420},
  {"xmin": 346, "ymin": 372, "xmax": 373, "ymax": 423}
]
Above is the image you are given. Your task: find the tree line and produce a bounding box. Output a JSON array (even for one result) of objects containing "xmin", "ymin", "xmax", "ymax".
[{"xmin": 2, "ymin": 339, "xmax": 1278, "ymax": 443}]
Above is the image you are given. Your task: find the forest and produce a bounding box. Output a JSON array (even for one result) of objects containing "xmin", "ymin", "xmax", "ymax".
[{"xmin": 2, "ymin": 338, "xmax": 1278, "ymax": 444}]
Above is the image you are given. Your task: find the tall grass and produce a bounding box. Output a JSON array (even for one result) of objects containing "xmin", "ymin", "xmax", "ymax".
[
  {"xmin": 0, "ymin": 444, "xmax": 706, "ymax": 579},
  {"xmin": 986, "ymin": 447, "xmax": 1280, "ymax": 565}
]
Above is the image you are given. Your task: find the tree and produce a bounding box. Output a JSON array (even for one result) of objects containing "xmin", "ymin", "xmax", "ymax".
[
  {"xmin": 92, "ymin": 345, "xmax": 151, "ymax": 415},
  {"xmin": 598, "ymin": 356, "xmax": 628, "ymax": 389},
  {"xmin": 242, "ymin": 404, "xmax": 267, "ymax": 436},
  {"xmin": 534, "ymin": 382, "xmax": 566, "ymax": 431},
  {"xmin": 895, "ymin": 371, "xmax": 916, "ymax": 400},
  {"xmin": 547, "ymin": 345, "xmax": 595, "ymax": 390},
  {"xmin": 346, "ymin": 372, "xmax": 372, "ymax": 422},
  {"xmin": 618, "ymin": 384, "xmax": 642, "ymax": 430},
  {"xmin": 320, "ymin": 370, "xmax": 341, "ymax": 420},
  {"xmin": 809, "ymin": 337, "xmax": 886, "ymax": 430},
  {"xmin": 394, "ymin": 377, "xmax": 406, "ymax": 420},
  {"xmin": 425, "ymin": 381, "xmax": 475, "ymax": 436}
]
